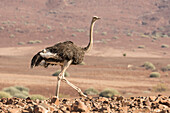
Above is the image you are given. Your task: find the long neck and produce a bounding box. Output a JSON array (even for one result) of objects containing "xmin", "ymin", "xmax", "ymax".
[{"xmin": 84, "ymin": 20, "xmax": 96, "ymax": 52}]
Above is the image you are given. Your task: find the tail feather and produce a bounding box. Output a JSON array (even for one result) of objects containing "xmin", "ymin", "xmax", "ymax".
[{"xmin": 31, "ymin": 52, "xmax": 43, "ymax": 68}]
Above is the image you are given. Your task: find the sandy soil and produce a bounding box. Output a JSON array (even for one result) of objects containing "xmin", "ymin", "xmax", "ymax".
[{"xmin": 0, "ymin": 46, "xmax": 169, "ymax": 98}]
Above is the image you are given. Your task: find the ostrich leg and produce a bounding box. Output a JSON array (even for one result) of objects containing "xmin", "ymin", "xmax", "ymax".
[
  {"xmin": 55, "ymin": 66, "xmax": 63, "ymax": 98},
  {"xmin": 62, "ymin": 77, "xmax": 87, "ymax": 97},
  {"xmin": 55, "ymin": 60, "xmax": 72, "ymax": 98}
]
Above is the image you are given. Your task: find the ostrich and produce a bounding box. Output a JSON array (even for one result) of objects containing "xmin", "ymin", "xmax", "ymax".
[{"xmin": 31, "ymin": 16, "xmax": 100, "ymax": 98}]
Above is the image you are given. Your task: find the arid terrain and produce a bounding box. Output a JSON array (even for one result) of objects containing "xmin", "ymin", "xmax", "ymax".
[{"xmin": 0, "ymin": 0, "xmax": 170, "ymax": 100}]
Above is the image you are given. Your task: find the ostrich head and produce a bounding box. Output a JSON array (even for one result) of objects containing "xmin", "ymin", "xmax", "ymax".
[{"xmin": 92, "ymin": 16, "xmax": 101, "ymax": 22}]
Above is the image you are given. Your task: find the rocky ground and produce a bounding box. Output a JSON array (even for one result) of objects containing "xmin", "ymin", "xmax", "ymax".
[{"xmin": 0, "ymin": 95, "xmax": 169, "ymax": 113}]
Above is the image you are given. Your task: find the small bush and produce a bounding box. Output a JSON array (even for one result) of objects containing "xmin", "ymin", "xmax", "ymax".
[
  {"xmin": 30, "ymin": 94, "xmax": 46, "ymax": 100},
  {"xmin": 141, "ymin": 34, "xmax": 149, "ymax": 38},
  {"xmin": 152, "ymin": 83, "xmax": 167, "ymax": 92},
  {"xmin": 123, "ymin": 53, "xmax": 126, "ymax": 57},
  {"xmin": 27, "ymin": 40, "xmax": 35, "ymax": 44},
  {"xmin": 79, "ymin": 61, "xmax": 86, "ymax": 65},
  {"xmin": 27, "ymin": 40, "xmax": 42, "ymax": 44},
  {"xmin": 149, "ymin": 72, "xmax": 161, "ymax": 78},
  {"xmin": 0, "ymin": 91, "xmax": 11, "ymax": 99},
  {"xmin": 161, "ymin": 34, "xmax": 168, "ymax": 38},
  {"xmin": 14, "ymin": 86, "xmax": 29, "ymax": 92},
  {"xmin": 2, "ymin": 86, "xmax": 29, "ymax": 98},
  {"xmin": 76, "ymin": 29, "xmax": 85, "ymax": 32},
  {"xmin": 142, "ymin": 62, "xmax": 156, "ymax": 70},
  {"xmin": 84, "ymin": 88, "xmax": 99, "ymax": 95},
  {"xmin": 112, "ymin": 36, "xmax": 119, "ymax": 39},
  {"xmin": 3, "ymin": 87, "xmax": 21, "ymax": 96},
  {"xmin": 52, "ymin": 70, "xmax": 70, "ymax": 77},
  {"xmin": 71, "ymin": 34, "xmax": 76, "ymax": 37},
  {"xmin": 101, "ymin": 32, "xmax": 107, "ymax": 36},
  {"xmin": 161, "ymin": 44, "xmax": 169, "ymax": 48},
  {"xmin": 34, "ymin": 40, "xmax": 42, "ymax": 44},
  {"xmin": 143, "ymin": 91, "xmax": 151, "ymax": 94},
  {"xmin": 161, "ymin": 64, "xmax": 170, "ymax": 72},
  {"xmin": 99, "ymin": 89, "xmax": 120, "ymax": 98},
  {"xmin": 15, "ymin": 28, "xmax": 24, "ymax": 33},
  {"xmin": 138, "ymin": 45, "xmax": 145, "ymax": 49},
  {"xmin": 18, "ymin": 42, "xmax": 25, "ymax": 45}
]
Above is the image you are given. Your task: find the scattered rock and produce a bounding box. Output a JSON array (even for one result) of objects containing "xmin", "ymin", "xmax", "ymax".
[
  {"xmin": 71, "ymin": 100, "xmax": 89, "ymax": 112},
  {"xmin": 0, "ymin": 95, "xmax": 169, "ymax": 112},
  {"xmin": 8, "ymin": 108, "xmax": 21, "ymax": 113},
  {"xmin": 50, "ymin": 96, "xmax": 59, "ymax": 106},
  {"xmin": 149, "ymin": 96, "xmax": 157, "ymax": 102}
]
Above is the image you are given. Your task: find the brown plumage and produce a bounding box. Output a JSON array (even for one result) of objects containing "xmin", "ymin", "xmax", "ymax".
[
  {"xmin": 30, "ymin": 16, "xmax": 100, "ymax": 98},
  {"xmin": 31, "ymin": 41, "xmax": 85, "ymax": 68}
]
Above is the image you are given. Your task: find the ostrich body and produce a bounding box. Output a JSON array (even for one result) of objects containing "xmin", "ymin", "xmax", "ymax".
[{"xmin": 31, "ymin": 16, "xmax": 100, "ymax": 98}]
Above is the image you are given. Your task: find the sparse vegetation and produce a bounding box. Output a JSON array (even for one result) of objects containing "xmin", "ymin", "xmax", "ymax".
[
  {"xmin": 161, "ymin": 44, "xmax": 169, "ymax": 48},
  {"xmin": 101, "ymin": 32, "xmax": 107, "ymax": 36},
  {"xmin": 30, "ymin": 94, "xmax": 46, "ymax": 100},
  {"xmin": 0, "ymin": 91, "xmax": 11, "ymax": 99},
  {"xmin": 15, "ymin": 28, "xmax": 24, "ymax": 33},
  {"xmin": 84, "ymin": 88, "xmax": 99, "ymax": 95},
  {"xmin": 13, "ymin": 93, "xmax": 27, "ymax": 99},
  {"xmin": 161, "ymin": 64, "xmax": 170, "ymax": 72},
  {"xmin": 18, "ymin": 42, "xmax": 25, "ymax": 45},
  {"xmin": 71, "ymin": 34, "xmax": 76, "ymax": 37},
  {"xmin": 2, "ymin": 87, "xmax": 21, "ymax": 96},
  {"xmin": 142, "ymin": 62, "xmax": 156, "ymax": 70},
  {"xmin": 138, "ymin": 45, "xmax": 145, "ymax": 49},
  {"xmin": 76, "ymin": 29, "xmax": 85, "ymax": 32},
  {"xmin": 14, "ymin": 86, "xmax": 29, "ymax": 92},
  {"xmin": 152, "ymin": 37, "xmax": 158, "ymax": 40},
  {"xmin": 152, "ymin": 83, "xmax": 167, "ymax": 92},
  {"xmin": 52, "ymin": 70, "xmax": 70, "ymax": 77},
  {"xmin": 141, "ymin": 34, "xmax": 149, "ymax": 38},
  {"xmin": 0, "ymin": 86, "xmax": 48, "ymax": 99},
  {"xmin": 99, "ymin": 89, "xmax": 120, "ymax": 98},
  {"xmin": 9, "ymin": 34, "xmax": 15, "ymax": 38},
  {"xmin": 79, "ymin": 61, "xmax": 86, "ymax": 65},
  {"xmin": 112, "ymin": 36, "xmax": 119, "ymax": 39},
  {"xmin": 1, "ymin": 86, "xmax": 30, "ymax": 99},
  {"xmin": 149, "ymin": 72, "xmax": 161, "ymax": 78},
  {"xmin": 127, "ymin": 33, "xmax": 132, "ymax": 36},
  {"xmin": 123, "ymin": 53, "xmax": 126, "ymax": 57},
  {"xmin": 27, "ymin": 40, "xmax": 42, "ymax": 44},
  {"xmin": 161, "ymin": 34, "xmax": 168, "ymax": 38}
]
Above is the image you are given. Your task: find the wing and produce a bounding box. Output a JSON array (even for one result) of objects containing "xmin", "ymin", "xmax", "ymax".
[{"xmin": 31, "ymin": 52, "xmax": 43, "ymax": 68}]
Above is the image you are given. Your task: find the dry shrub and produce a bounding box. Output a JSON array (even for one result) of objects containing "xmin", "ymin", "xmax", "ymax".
[
  {"xmin": 52, "ymin": 70, "xmax": 70, "ymax": 77},
  {"xmin": 99, "ymin": 89, "xmax": 120, "ymax": 98},
  {"xmin": 142, "ymin": 62, "xmax": 156, "ymax": 70},
  {"xmin": 30, "ymin": 94, "xmax": 46, "ymax": 100},
  {"xmin": 152, "ymin": 83, "xmax": 167, "ymax": 92},
  {"xmin": 84, "ymin": 88, "xmax": 99, "ymax": 95},
  {"xmin": 149, "ymin": 72, "xmax": 161, "ymax": 78},
  {"xmin": 0, "ymin": 91, "xmax": 11, "ymax": 99}
]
